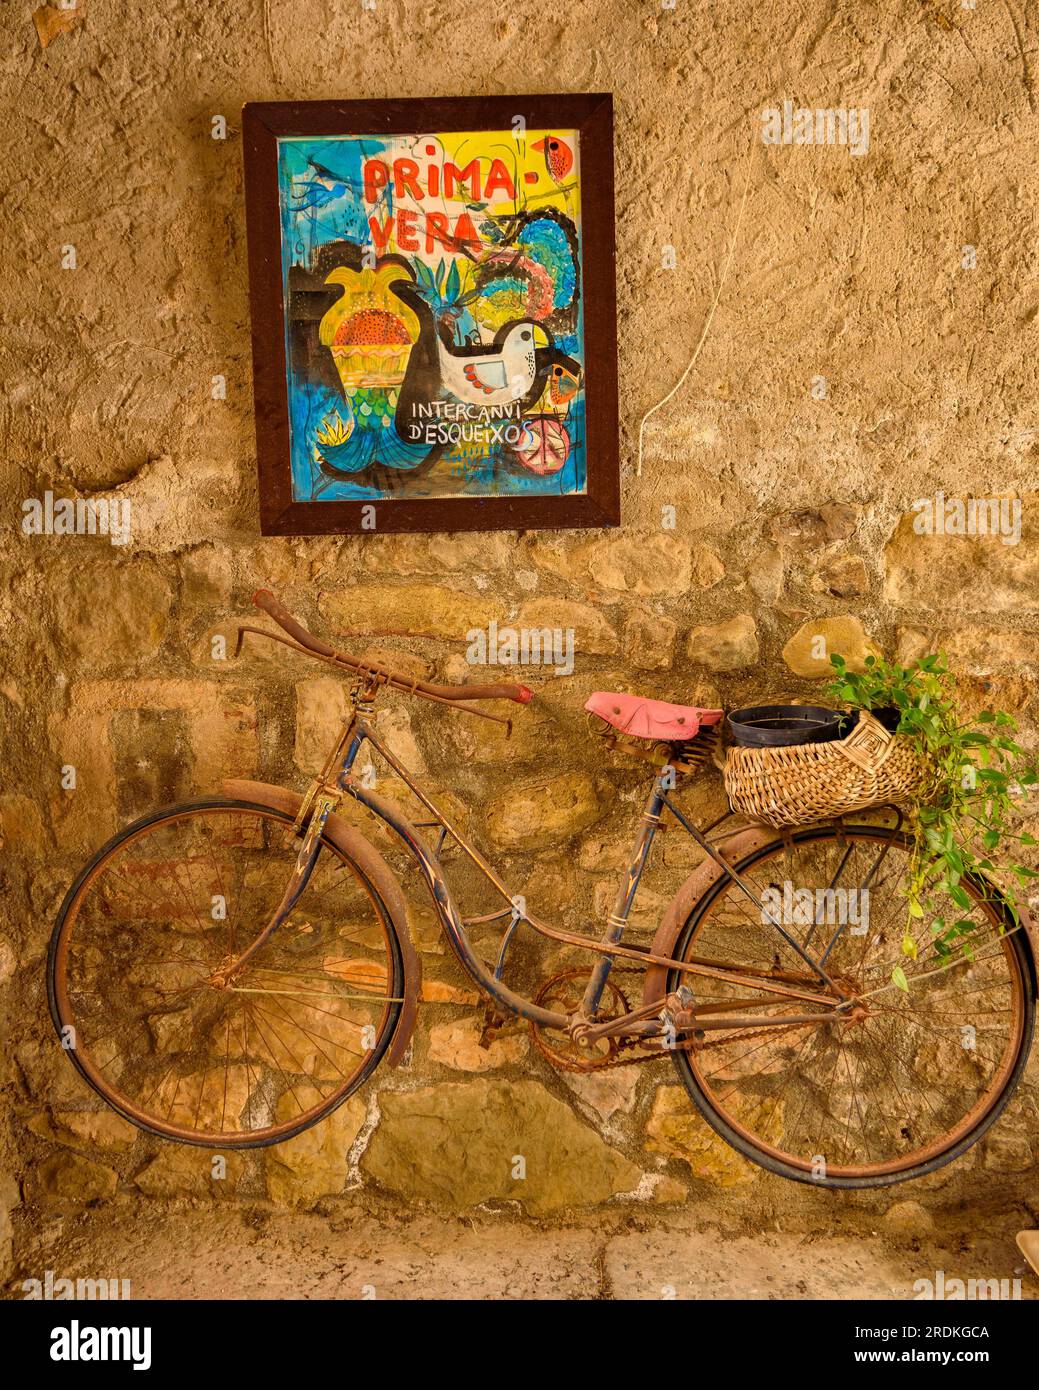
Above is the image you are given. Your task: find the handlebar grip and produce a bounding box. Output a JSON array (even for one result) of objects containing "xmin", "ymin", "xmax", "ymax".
[
  {"xmin": 252, "ymin": 589, "xmax": 534, "ymax": 705},
  {"xmin": 447, "ymin": 681, "xmax": 534, "ymax": 704}
]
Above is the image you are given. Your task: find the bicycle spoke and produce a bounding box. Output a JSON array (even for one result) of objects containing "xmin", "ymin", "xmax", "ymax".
[{"xmin": 250, "ymin": 994, "xmax": 354, "ymax": 1082}]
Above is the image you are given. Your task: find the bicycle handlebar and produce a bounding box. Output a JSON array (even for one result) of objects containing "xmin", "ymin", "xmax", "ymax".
[{"xmin": 251, "ymin": 590, "xmax": 534, "ymax": 706}]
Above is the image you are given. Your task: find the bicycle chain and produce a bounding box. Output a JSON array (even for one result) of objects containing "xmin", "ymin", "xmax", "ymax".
[{"xmin": 613, "ymin": 1018, "xmax": 818, "ymax": 1067}]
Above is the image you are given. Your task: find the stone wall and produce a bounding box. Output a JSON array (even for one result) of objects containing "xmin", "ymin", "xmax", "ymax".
[{"xmin": 3, "ymin": 1, "xmax": 1039, "ymax": 1275}]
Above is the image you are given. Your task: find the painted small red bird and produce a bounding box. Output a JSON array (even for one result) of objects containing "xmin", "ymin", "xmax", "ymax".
[{"xmin": 532, "ymin": 134, "xmax": 574, "ymax": 182}]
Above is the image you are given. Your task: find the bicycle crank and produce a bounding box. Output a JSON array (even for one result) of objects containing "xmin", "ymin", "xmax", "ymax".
[{"xmin": 530, "ymin": 969, "xmax": 639, "ymax": 1072}]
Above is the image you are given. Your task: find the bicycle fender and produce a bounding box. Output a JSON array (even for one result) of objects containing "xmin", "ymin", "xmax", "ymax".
[
  {"xmin": 642, "ymin": 822, "xmax": 1039, "ymax": 1008},
  {"xmin": 220, "ymin": 778, "xmax": 421, "ymax": 1068}
]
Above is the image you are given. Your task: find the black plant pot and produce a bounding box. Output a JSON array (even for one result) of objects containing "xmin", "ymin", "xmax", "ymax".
[
  {"xmin": 868, "ymin": 706, "xmax": 902, "ymax": 734},
  {"xmin": 728, "ymin": 705, "xmax": 850, "ymax": 748}
]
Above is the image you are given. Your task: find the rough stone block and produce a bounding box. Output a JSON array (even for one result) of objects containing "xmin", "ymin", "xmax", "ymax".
[
  {"xmin": 686, "ymin": 614, "xmax": 759, "ymax": 671},
  {"xmin": 484, "ymin": 771, "xmax": 603, "ymax": 850},
  {"xmin": 362, "ymin": 1079, "xmax": 643, "ymax": 1214},
  {"xmin": 782, "ymin": 615, "xmax": 880, "ymax": 677}
]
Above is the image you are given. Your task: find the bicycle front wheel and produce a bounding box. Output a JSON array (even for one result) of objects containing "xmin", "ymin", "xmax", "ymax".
[
  {"xmin": 666, "ymin": 826, "xmax": 1035, "ymax": 1188},
  {"xmin": 48, "ymin": 799, "xmax": 405, "ymax": 1148}
]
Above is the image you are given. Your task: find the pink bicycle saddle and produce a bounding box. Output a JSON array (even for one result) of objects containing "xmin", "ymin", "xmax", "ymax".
[{"xmin": 585, "ymin": 692, "xmax": 724, "ymax": 742}]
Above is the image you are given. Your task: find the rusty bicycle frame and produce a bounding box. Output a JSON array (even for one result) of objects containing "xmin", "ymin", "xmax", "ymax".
[{"xmin": 231, "ymin": 594, "xmax": 879, "ymax": 1060}]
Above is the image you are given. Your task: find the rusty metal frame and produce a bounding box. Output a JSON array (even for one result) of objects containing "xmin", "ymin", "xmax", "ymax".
[
  {"xmin": 305, "ymin": 705, "xmax": 852, "ymax": 1044},
  {"xmin": 225, "ymin": 668, "xmax": 1039, "ymax": 1061},
  {"xmin": 231, "ymin": 611, "xmax": 852, "ymax": 1044}
]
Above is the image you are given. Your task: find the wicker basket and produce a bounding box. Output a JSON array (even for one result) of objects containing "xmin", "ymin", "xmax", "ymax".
[{"xmin": 724, "ymin": 711, "xmax": 925, "ymax": 828}]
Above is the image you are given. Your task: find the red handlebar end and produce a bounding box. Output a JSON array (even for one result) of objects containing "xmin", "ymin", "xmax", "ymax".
[{"xmin": 515, "ymin": 685, "xmax": 534, "ymax": 705}]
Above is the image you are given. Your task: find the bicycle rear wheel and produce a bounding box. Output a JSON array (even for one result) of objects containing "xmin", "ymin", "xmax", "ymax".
[
  {"xmin": 666, "ymin": 826, "xmax": 1035, "ymax": 1188},
  {"xmin": 48, "ymin": 799, "xmax": 405, "ymax": 1148}
]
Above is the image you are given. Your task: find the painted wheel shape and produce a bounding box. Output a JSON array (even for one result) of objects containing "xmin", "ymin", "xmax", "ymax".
[{"xmin": 512, "ymin": 417, "xmax": 570, "ymax": 474}]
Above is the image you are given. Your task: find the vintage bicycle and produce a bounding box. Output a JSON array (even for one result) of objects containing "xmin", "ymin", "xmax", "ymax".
[{"xmin": 48, "ymin": 591, "xmax": 1037, "ymax": 1188}]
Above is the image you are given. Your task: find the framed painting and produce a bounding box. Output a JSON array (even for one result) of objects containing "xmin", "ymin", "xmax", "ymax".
[{"xmin": 242, "ymin": 94, "xmax": 619, "ymax": 535}]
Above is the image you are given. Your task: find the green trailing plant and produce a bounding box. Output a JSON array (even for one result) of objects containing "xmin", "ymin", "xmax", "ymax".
[{"xmin": 824, "ymin": 651, "xmax": 1039, "ymax": 989}]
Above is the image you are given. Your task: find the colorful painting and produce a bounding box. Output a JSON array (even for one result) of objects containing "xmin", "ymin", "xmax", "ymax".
[
  {"xmin": 243, "ymin": 97, "xmax": 618, "ymax": 534},
  {"xmin": 275, "ymin": 129, "xmax": 587, "ymax": 505}
]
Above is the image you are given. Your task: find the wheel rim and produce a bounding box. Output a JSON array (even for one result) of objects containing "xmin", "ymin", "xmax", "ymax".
[
  {"xmin": 671, "ymin": 829, "xmax": 1028, "ymax": 1180},
  {"xmin": 51, "ymin": 805, "xmax": 402, "ymax": 1146}
]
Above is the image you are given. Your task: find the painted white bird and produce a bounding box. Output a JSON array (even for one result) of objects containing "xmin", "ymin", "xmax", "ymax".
[
  {"xmin": 436, "ymin": 320, "xmax": 544, "ymax": 405},
  {"xmin": 390, "ymin": 279, "xmax": 581, "ymax": 422}
]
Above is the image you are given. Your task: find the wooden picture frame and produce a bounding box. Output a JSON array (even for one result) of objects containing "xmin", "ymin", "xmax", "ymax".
[{"xmin": 242, "ymin": 94, "xmax": 619, "ymax": 535}]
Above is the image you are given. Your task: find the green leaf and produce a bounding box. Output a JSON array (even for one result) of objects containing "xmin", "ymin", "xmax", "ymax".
[
  {"xmin": 892, "ymin": 965, "xmax": 909, "ymax": 993},
  {"xmin": 821, "ymin": 646, "xmax": 1034, "ymax": 954}
]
